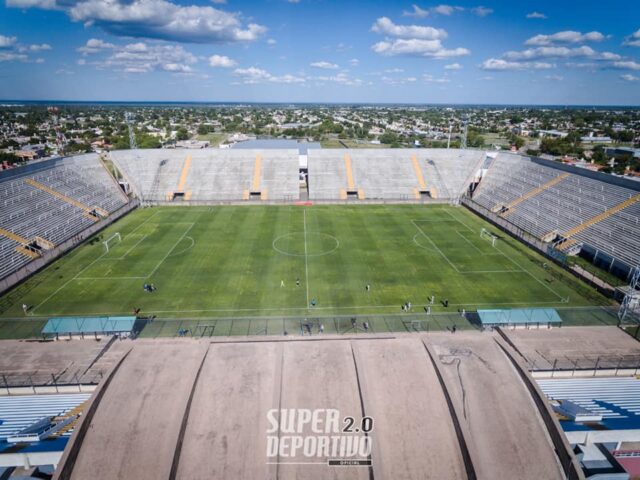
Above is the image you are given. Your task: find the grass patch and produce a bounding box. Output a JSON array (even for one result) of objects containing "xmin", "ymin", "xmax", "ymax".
[{"xmin": 0, "ymin": 205, "xmax": 613, "ymax": 338}]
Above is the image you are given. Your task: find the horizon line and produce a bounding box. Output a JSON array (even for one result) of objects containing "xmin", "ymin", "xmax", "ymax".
[{"xmin": 1, "ymin": 99, "xmax": 640, "ymax": 108}]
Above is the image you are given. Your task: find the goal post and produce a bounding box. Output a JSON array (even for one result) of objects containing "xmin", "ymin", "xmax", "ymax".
[
  {"xmin": 103, "ymin": 232, "xmax": 121, "ymax": 253},
  {"xmin": 480, "ymin": 228, "xmax": 498, "ymax": 247}
]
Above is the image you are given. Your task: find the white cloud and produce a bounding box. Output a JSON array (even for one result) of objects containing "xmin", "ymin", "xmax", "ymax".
[
  {"xmin": 211, "ymin": 0, "xmax": 226, "ymax": 3},
  {"xmin": 87, "ymin": 41, "xmax": 198, "ymax": 74},
  {"xmin": 208, "ymin": 54, "xmax": 236, "ymax": 67},
  {"xmin": 504, "ymin": 45, "xmax": 620, "ymax": 61},
  {"xmin": 233, "ymin": 66, "xmax": 305, "ymax": 84},
  {"xmin": 544, "ymin": 74, "xmax": 563, "ymax": 81},
  {"xmin": 525, "ymin": 31, "xmax": 606, "ymax": 46},
  {"xmin": 267, "ymin": 38, "xmax": 277, "ymax": 45},
  {"xmin": 402, "ymin": 4, "xmax": 429, "ymax": 18},
  {"xmin": 423, "ymin": 73, "xmax": 450, "ymax": 83},
  {"xmin": 372, "ymin": 38, "xmax": 469, "ymax": 58},
  {"xmin": 433, "ymin": 4, "xmax": 462, "ymax": 15},
  {"xmin": 162, "ymin": 63, "xmax": 192, "ymax": 73},
  {"xmin": 480, "ymin": 58, "xmax": 554, "ymax": 70},
  {"xmin": 77, "ymin": 38, "xmax": 116, "ymax": 55},
  {"xmin": 310, "ymin": 60, "xmax": 338, "ymax": 69},
  {"xmin": 7, "ymin": 0, "xmax": 266, "ymax": 44},
  {"xmin": 384, "ymin": 68, "xmax": 404, "ymax": 73},
  {"xmin": 29, "ymin": 43, "xmax": 51, "ymax": 51},
  {"xmin": 402, "ymin": 4, "xmax": 471, "ymax": 17},
  {"xmin": 349, "ymin": 58, "xmax": 359, "ymax": 66},
  {"xmin": 444, "ymin": 62, "xmax": 462, "ymax": 69},
  {"xmin": 315, "ymin": 72, "xmax": 363, "ymax": 86},
  {"xmin": 621, "ymin": 73, "xmax": 639, "ymax": 81},
  {"xmin": 612, "ymin": 60, "xmax": 640, "ymax": 71},
  {"xmin": 526, "ymin": 11, "xmax": 547, "ymax": 19},
  {"xmin": 371, "ymin": 17, "xmax": 447, "ymax": 40},
  {"xmin": 471, "ymin": 6, "xmax": 492, "ymax": 17},
  {"xmin": 623, "ymin": 29, "xmax": 640, "ymax": 47},
  {"xmin": 0, "ymin": 35, "xmax": 18, "ymax": 48},
  {"xmin": 0, "ymin": 52, "xmax": 28, "ymax": 62}
]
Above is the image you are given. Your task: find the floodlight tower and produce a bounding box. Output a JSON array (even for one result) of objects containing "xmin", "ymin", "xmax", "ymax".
[
  {"xmin": 125, "ymin": 112, "xmax": 137, "ymax": 149},
  {"xmin": 460, "ymin": 121, "xmax": 468, "ymax": 150},
  {"xmin": 619, "ymin": 266, "xmax": 640, "ymax": 323},
  {"xmin": 447, "ymin": 122, "xmax": 452, "ymax": 149},
  {"xmin": 48, "ymin": 106, "xmax": 66, "ymax": 156}
]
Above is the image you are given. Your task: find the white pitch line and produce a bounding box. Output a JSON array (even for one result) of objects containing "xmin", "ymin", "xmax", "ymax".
[
  {"xmin": 412, "ymin": 220, "xmax": 461, "ymax": 273},
  {"xmin": 303, "ymin": 208, "xmax": 309, "ymax": 306},
  {"xmin": 455, "ymin": 230, "xmax": 485, "ymax": 255},
  {"xmin": 75, "ymin": 276, "xmax": 147, "ymax": 280},
  {"xmin": 146, "ymin": 223, "xmax": 195, "ymax": 278},
  {"xmin": 493, "ymin": 241, "xmax": 565, "ymax": 301},
  {"xmin": 34, "ymin": 300, "xmax": 573, "ymax": 317},
  {"xmin": 124, "ymin": 209, "xmax": 160, "ymax": 239},
  {"xmin": 30, "ymin": 248, "xmax": 110, "ymax": 314},
  {"xmin": 111, "ymin": 234, "xmax": 147, "ymax": 260}
]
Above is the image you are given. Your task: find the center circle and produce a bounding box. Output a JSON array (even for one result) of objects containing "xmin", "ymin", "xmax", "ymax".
[{"xmin": 272, "ymin": 232, "xmax": 340, "ymax": 257}]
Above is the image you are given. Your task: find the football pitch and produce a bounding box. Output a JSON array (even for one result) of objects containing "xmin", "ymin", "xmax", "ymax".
[{"xmin": 0, "ymin": 204, "xmax": 610, "ymax": 324}]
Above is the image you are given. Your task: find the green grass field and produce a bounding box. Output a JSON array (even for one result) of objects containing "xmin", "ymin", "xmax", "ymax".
[{"xmin": 0, "ymin": 204, "xmax": 612, "ymax": 332}]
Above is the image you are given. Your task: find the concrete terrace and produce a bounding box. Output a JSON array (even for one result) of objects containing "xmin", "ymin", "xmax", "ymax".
[{"xmin": 54, "ymin": 332, "xmax": 576, "ymax": 480}]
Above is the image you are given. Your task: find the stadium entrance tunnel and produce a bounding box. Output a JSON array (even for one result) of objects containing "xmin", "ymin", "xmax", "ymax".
[{"xmin": 272, "ymin": 232, "xmax": 339, "ymax": 257}]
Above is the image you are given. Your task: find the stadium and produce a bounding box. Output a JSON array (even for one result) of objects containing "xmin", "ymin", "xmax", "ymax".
[{"xmin": 1, "ymin": 147, "xmax": 640, "ymax": 479}]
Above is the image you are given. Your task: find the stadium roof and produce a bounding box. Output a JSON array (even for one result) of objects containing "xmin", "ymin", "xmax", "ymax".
[
  {"xmin": 42, "ymin": 316, "xmax": 136, "ymax": 336},
  {"xmin": 54, "ymin": 333, "xmax": 577, "ymax": 480},
  {"xmin": 477, "ymin": 308, "xmax": 562, "ymax": 326}
]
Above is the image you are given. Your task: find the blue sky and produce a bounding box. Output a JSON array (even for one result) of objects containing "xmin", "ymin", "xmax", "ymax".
[{"xmin": 0, "ymin": 0, "xmax": 639, "ymax": 104}]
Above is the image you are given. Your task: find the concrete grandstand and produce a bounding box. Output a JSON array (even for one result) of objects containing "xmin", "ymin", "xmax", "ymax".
[
  {"xmin": 470, "ymin": 152, "xmax": 640, "ymax": 274},
  {"xmin": 52, "ymin": 333, "xmax": 580, "ymax": 480},
  {"xmin": 2, "ymin": 147, "xmax": 640, "ymax": 479},
  {"xmin": 110, "ymin": 149, "xmax": 300, "ymax": 203}
]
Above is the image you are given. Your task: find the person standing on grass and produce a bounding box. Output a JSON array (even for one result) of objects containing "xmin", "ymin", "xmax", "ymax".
[
  {"xmin": 22, "ymin": 304, "xmax": 28, "ymax": 314},
  {"xmin": 296, "ymin": 278, "xmax": 300, "ymax": 287},
  {"xmin": 366, "ymin": 284, "xmax": 370, "ymax": 292},
  {"xmin": 280, "ymin": 280, "xmax": 285, "ymax": 288}
]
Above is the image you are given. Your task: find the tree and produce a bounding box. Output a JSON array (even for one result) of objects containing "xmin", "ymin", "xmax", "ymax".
[
  {"xmin": 197, "ymin": 124, "xmax": 211, "ymax": 135},
  {"xmin": 379, "ymin": 131, "xmax": 398, "ymax": 145},
  {"xmin": 176, "ymin": 127, "xmax": 189, "ymax": 141}
]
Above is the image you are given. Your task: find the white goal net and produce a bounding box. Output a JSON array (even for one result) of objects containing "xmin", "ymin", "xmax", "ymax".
[
  {"xmin": 103, "ymin": 232, "xmax": 121, "ymax": 253},
  {"xmin": 480, "ymin": 228, "xmax": 498, "ymax": 247}
]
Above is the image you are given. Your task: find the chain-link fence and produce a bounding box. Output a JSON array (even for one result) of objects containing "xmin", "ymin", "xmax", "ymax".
[
  {"xmin": 138, "ymin": 311, "xmax": 478, "ymax": 338},
  {"xmin": 527, "ymin": 354, "xmax": 640, "ymax": 373},
  {"xmin": 0, "ymin": 369, "xmax": 106, "ymax": 390}
]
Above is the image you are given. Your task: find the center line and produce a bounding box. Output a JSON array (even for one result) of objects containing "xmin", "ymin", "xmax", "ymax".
[{"xmin": 303, "ymin": 208, "xmax": 309, "ymax": 307}]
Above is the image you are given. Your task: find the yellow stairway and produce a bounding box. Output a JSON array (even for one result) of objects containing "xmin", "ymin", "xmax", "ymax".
[
  {"xmin": 562, "ymin": 193, "xmax": 640, "ymax": 239},
  {"xmin": 0, "ymin": 228, "xmax": 40, "ymax": 259},
  {"xmin": 25, "ymin": 178, "xmax": 106, "ymax": 219},
  {"xmin": 49, "ymin": 401, "xmax": 89, "ymax": 438},
  {"xmin": 170, "ymin": 154, "xmax": 192, "ymax": 200},
  {"xmin": 411, "ymin": 155, "xmax": 427, "ymax": 199},
  {"xmin": 499, "ymin": 173, "xmax": 569, "ymax": 217}
]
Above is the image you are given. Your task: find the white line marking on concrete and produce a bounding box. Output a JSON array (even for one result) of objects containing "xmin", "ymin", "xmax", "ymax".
[{"xmin": 304, "ymin": 209, "xmax": 309, "ymax": 306}]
